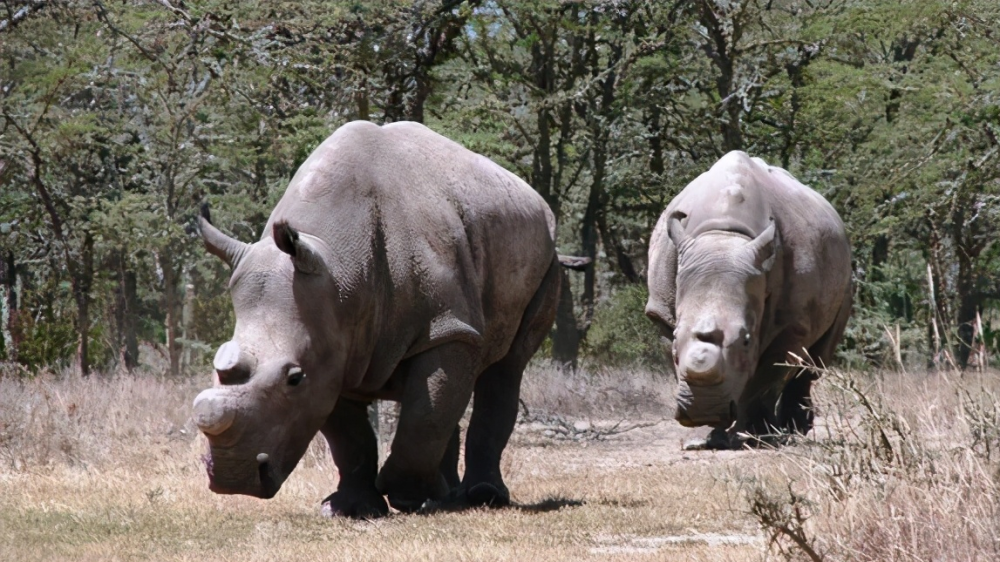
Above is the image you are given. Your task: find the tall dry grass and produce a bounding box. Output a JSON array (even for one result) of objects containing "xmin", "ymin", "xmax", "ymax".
[
  {"xmin": 519, "ymin": 360, "xmax": 674, "ymax": 419},
  {"xmin": 4, "ymin": 364, "xmax": 999, "ymax": 561},
  {"xmin": 740, "ymin": 367, "xmax": 1000, "ymax": 561},
  {"xmin": 3, "ymin": 364, "xmax": 759, "ymax": 562},
  {"xmin": 0, "ymin": 372, "xmax": 202, "ymax": 471}
]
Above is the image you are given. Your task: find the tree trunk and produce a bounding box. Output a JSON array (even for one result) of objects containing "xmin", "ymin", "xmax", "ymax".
[
  {"xmin": 0, "ymin": 250, "xmax": 16, "ymax": 362},
  {"xmin": 551, "ymin": 272, "xmax": 580, "ymax": 368},
  {"xmin": 113, "ymin": 250, "xmax": 139, "ymax": 371},
  {"xmin": 580, "ymin": 145, "xmax": 603, "ymax": 330},
  {"xmin": 162, "ymin": 250, "xmax": 181, "ymax": 377},
  {"xmin": 356, "ymin": 80, "xmax": 370, "ymax": 121},
  {"xmin": 699, "ymin": 0, "xmax": 741, "ymax": 152},
  {"xmin": 74, "ymin": 232, "xmax": 94, "ymax": 376},
  {"xmin": 648, "ymin": 105, "xmax": 665, "ymax": 176},
  {"xmin": 598, "ymin": 215, "xmax": 639, "ymax": 284},
  {"xmin": 955, "ymin": 267, "xmax": 977, "ymax": 370}
]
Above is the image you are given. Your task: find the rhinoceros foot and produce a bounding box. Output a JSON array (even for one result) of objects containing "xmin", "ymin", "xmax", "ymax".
[
  {"xmin": 321, "ymin": 488, "xmax": 389, "ymax": 519},
  {"xmin": 466, "ymin": 481, "xmax": 511, "ymax": 508},
  {"xmin": 410, "ymin": 482, "xmax": 511, "ymax": 514},
  {"xmin": 741, "ymin": 431, "xmax": 793, "ymax": 449},
  {"xmin": 682, "ymin": 427, "xmax": 743, "ymax": 451}
]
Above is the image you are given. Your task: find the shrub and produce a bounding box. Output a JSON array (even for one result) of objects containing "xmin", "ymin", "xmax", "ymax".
[{"xmin": 583, "ymin": 284, "xmax": 667, "ymax": 368}]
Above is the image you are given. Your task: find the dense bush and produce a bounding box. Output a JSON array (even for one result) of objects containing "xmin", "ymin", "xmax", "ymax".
[{"xmin": 584, "ymin": 285, "xmax": 667, "ymax": 368}]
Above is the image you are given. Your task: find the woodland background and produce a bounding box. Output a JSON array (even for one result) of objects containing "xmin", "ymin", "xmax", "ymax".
[{"xmin": 2, "ymin": 0, "xmax": 1000, "ymax": 377}]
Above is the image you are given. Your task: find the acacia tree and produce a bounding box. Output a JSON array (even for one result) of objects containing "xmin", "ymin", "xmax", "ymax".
[
  {"xmin": 0, "ymin": 2, "xmax": 127, "ymax": 375},
  {"xmin": 795, "ymin": 0, "xmax": 1000, "ymax": 368}
]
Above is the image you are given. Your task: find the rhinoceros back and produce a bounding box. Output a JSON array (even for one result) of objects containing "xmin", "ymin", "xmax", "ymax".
[{"xmin": 263, "ymin": 121, "xmax": 557, "ymax": 377}]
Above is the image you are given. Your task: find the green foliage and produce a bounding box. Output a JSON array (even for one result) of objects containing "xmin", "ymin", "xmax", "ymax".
[
  {"xmin": 3, "ymin": 0, "xmax": 1000, "ymax": 373},
  {"xmin": 583, "ymin": 285, "xmax": 666, "ymax": 368}
]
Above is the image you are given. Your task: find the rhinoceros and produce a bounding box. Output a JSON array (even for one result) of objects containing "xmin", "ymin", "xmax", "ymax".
[
  {"xmin": 645, "ymin": 151, "xmax": 852, "ymax": 449},
  {"xmin": 193, "ymin": 120, "xmax": 567, "ymax": 516}
]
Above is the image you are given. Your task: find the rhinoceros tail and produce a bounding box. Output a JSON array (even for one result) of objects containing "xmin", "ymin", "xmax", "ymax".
[{"xmin": 558, "ymin": 255, "xmax": 591, "ymax": 271}]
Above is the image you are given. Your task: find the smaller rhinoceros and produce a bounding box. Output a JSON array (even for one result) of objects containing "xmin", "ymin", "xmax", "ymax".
[
  {"xmin": 193, "ymin": 121, "xmax": 565, "ymax": 517},
  {"xmin": 645, "ymin": 151, "xmax": 852, "ymax": 449}
]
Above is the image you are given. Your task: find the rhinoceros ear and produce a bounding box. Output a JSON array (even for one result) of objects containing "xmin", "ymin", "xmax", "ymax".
[
  {"xmin": 748, "ymin": 219, "xmax": 778, "ymax": 272},
  {"xmin": 667, "ymin": 213, "xmax": 689, "ymax": 249},
  {"xmin": 273, "ymin": 221, "xmax": 324, "ymax": 274},
  {"xmin": 199, "ymin": 203, "xmax": 250, "ymax": 270}
]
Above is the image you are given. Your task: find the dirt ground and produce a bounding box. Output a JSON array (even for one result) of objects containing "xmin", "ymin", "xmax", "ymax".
[{"xmin": 2, "ymin": 418, "xmax": 773, "ymax": 561}]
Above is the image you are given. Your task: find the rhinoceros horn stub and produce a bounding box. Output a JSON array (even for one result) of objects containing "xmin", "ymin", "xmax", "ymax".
[
  {"xmin": 193, "ymin": 388, "xmax": 236, "ymax": 436},
  {"xmin": 214, "ymin": 340, "xmax": 241, "ymax": 372},
  {"xmin": 199, "ymin": 204, "xmax": 250, "ymax": 270},
  {"xmin": 213, "ymin": 340, "xmax": 252, "ymax": 385}
]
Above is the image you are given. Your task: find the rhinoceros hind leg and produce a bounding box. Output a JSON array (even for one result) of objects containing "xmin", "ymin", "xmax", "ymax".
[
  {"xmin": 777, "ymin": 293, "xmax": 851, "ymax": 434},
  {"xmin": 467, "ymin": 482, "xmax": 511, "ymax": 507},
  {"xmin": 776, "ymin": 370, "xmax": 817, "ymax": 434},
  {"xmin": 440, "ymin": 425, "xmax": 461, "ymax": 490},
  {"xmin": 683, "ymin": 426, "xmax": 743, "ymax": 450},
  {"xmin": 462, "ymin": 259, "xmax": 560, "ymax": 507},
  {"xmin": 320, "ymin": 397, "xmax": 388, "ymax": 519},
  {"xmin": 378, "ymin": 342, "xmax": 477, "ymax": 513}
]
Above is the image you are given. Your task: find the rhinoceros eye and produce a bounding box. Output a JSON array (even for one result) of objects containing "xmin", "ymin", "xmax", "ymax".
[
  {"xmin": 287, "ymin": 366, "xmax": 305, "ymax": 387},
  {"xmin": 744, "ymin": 333, "xmax": 752, "ymax": 347}
]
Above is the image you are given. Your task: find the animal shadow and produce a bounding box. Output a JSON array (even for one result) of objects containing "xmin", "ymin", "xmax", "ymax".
[
  {"xmin": 417, "ymin": 495, "xmax": 584, "ymax": 515},
  {"xmin": 511, "ymin": 497, "xmax": 585, "ymax": 513}
]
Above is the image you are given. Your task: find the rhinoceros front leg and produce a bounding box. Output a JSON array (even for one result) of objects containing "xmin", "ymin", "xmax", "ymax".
[
  {"xmin": 440, "ymin": 425, "xmax": 461, "ymax": 490},
  {"xmin": 319, "ymin": 397, "xmax": 389, "ymax": 519},
  {"xmin": 376, "ymin": 342, "xmax": 477, "ymax": 513}
]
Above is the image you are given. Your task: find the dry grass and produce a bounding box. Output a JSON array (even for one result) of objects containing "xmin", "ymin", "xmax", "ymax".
[
  {"xmin": 3, "ymin": 364, "xmax": 998, "ymax": 561},
  {"xmin": 738, "ymin": 368, "xmax": 1000, "ymax": 561}
]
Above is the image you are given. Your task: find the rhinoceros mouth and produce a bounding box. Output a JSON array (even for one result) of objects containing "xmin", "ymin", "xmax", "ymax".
[
  {"xmin": 675, "ymin": 400, "xmax": 737, "ymax": 429},
  {"xmin": 202, "ymin": 448, "xmax": 281, "ymax": 498}
]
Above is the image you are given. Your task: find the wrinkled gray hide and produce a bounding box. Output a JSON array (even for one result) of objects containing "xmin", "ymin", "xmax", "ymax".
[
  {"xmin": 645, "ymin": 151, "xmax": 852, "ymax": 448},
  {"xmin": 194, "ymin": 121, "xmax": 561, "ymax": 516}
]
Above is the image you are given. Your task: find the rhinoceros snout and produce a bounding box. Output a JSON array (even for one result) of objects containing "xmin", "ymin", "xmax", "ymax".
[
  {"xmin": 204, "ymin": 447, "xmax": 281, "ymax": 499},
  {"xmin": 676, "ymin": 399, "xmax": 737, "ymax": 429},
  {"xmin": 679, "ymin": 342, "xmax": 723, "ymax": 386},
  {"xmin": 193, "ymin": 388, "xmax": 236, "ymax": 436}
]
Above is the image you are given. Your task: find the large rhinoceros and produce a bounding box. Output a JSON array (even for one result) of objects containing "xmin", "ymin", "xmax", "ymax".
[
  {"xmin": 645, "ymin": 151, "xmax": 852, "ymax": 449},
  {"xmin": 193, "ymin": 120, "xmax": 564, "ymax": 517}
]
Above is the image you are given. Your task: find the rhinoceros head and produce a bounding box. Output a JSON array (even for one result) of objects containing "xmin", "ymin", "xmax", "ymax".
[
  {"xmin": 667, "ymin": 217, "xmax": 776, "ymax": 429},
  {"xmin": 192, "ymin": 215, "xmax": 341, "ymax": 498}
]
